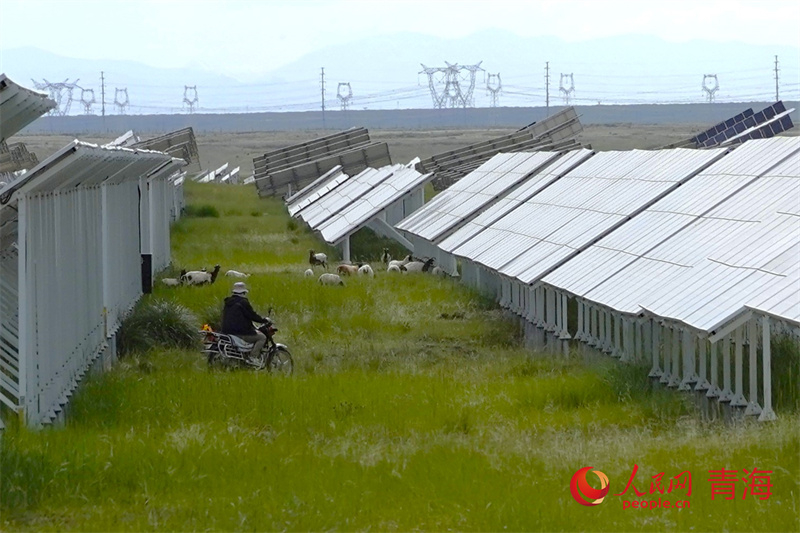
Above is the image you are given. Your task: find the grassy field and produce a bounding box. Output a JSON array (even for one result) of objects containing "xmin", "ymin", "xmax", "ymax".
[{"xmin": 1, "ymin": 181, "xmax": 798, "ymax": 532}]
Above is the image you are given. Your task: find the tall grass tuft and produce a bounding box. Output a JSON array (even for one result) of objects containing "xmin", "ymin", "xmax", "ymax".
[
  {"xmin": 184, "ymin": 203, "xmax": 220, "ymax": 218},
  {"xmin": 117, "ymin": 298, "xmax": 200, "ymax": 355}
]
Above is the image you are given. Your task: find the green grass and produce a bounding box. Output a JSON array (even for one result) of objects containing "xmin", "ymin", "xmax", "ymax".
[{"xmin": 2, "ymin": 181, "xmax": 798, "ymax": 532}]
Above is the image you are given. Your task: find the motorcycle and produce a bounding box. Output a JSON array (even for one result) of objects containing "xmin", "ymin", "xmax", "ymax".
[{"xmin": 200, "ymin": 318, "xmax": 294, "ymax": 375}]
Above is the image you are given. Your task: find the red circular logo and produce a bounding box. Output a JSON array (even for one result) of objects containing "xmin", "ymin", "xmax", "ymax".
[{"xmin": 570, "ymin": 466, "xmax": 610, "ymax": 506}]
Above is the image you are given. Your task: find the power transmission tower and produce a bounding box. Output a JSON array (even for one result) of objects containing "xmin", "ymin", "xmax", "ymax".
[
  {"xmin": 80, "ymin": 87, "xmax": 96, "ymax": 114},
  {"xmin": 702, "ymin": 74, "xmax": 719, "ymax": 103},
  {"xmin": 183, "ymin": 85, "xmax": 198, "ymax": 113},
  {"xmin": 559, "ymin": 73, "xmax": 575, "ymax": 106},
  {"xmin": 337, "ymin": 82, "xmax": 353, "ymax": 111},
  {"xmin": 545, "ymin": 62, "xmax": 550, "ymax": 115},
  {"xmin": 774, "ymin": 55, "xmax": 780, "ymax": 101},
  {"xmin": 33, "ymin": 78, "xmax": 80, "ymax": 116},
  {"xmin": 114, "ymin": 88, "xmax": 129, "ymax": 114},
  {"xmin": 419, "ymin": 61, "xmax": 484, "ymax": 109},
  {"xmin": 320, "ymin": 67, "xmax": 326, "ymax": 129},
  {"xmin": 486, "ymin": 73, "xmax": 502, "ymax": 107},
  {"xmin": 100, "ymin": 71, "xmax": 106, "ymax": 117}
]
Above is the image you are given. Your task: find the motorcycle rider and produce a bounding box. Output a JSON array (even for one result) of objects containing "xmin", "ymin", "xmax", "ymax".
[{"xmin": 221, "ymin": 282, "xmax": 270, "ymax": 362}]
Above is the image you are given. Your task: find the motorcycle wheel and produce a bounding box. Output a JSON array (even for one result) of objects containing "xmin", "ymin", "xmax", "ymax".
[{"xmin": 267, "ymin": 346, "xmax": 294, "ymax": 375}]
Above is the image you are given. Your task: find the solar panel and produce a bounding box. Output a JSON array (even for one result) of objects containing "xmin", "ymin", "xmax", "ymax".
[
  {"xmin": 295, "ymin": 166, "xmax": 399, "ymax": 229},
  {"xmin": 698, "ymin": 102, "xmax": 794, "ymax": 148},
  {"xmin": 540, "ymin": 137, "xmax": 800, "ymax": 332},
  {"xmin": 396, "ymin": 151, "xmax": 563, "ymax": 243},
  {"xmin": 133, "ymin": 127, "xmax": 200, "ymax": 171},
  {"xmin": 417, "ymin": 107, "xmax": 585, "ymax": 190},
  {"xmin": 452, "ymin": 147, "xmax": 729, "ymax": 285},
  {"xmin": 316, "ymin": 166, "xmax": 433, "ymax": 244},
  {"xmin": 255, "ymin": 142, "xmax": 392, "ymax": 198},
  {"xmin": 0, "ymin": 74, "xmax": 56, "ymax": 143},
  {"xmin": 438, "ymin": 149, "xmax": 595, "ymax": 254}
]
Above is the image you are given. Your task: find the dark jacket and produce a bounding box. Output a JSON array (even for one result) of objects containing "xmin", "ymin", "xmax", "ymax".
[{"xmin": 221, "ymin": 295, "xmax": 267, "ymax": 335}]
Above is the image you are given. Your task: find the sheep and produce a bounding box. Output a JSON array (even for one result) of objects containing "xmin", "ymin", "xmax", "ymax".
[
  {"xmin": 183, "ymin": 264, "xmax": 221, "ymax": 285},
  {"xmin": 387, "ymin": 264, "xmax": 402, "ymax": 273},
  {"xmin": 358, "ymin": 264, "xmax": 375, "ymax": 277},
  {"xmin": 318, "ymin": 273, "xmax": 345, "ymax": 286},
  {"xmin": 225, "ymin": 269, "xmax": 249, "ymax": 278},
  {"xmin": 381, "ymin": 248, "xmax": 392, "ymax": 264},
  {"xmin": 404, "ymin": 257, "xmax": 435, "ymax": 273},
  {"xmin": 304, "ymin": 268, "xmax": 314, "ymax": 277},
  {"xmin": 388, "ymin": 254, "xmax": 412, "ymax": 269},
  {"xmin": 161, "ymin": 277, "xmax": 181, "ymax": 287},
  {"xmin": 337, "ymin": 264, "xmax": 360, "ymax": 276},
  {"xmin": 309, "ymin": 250, "xmax": 328, "ymax": 269},
  {"xmin": 431, "ymin": 266, "xmax": 446, "ymax": 277}
]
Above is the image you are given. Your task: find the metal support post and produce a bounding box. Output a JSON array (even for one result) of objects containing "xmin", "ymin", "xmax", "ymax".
[
  {"xmin": 719, "ymin": 336, "xmax": 733, "ymax": 402},
  {"xmin": 745, "ymin": 318, "xmax": 762, "ymax": 416},
  {"xmin": 679, "ymin": 329, "xmax": 696, "ymax": 390},
  {"xmin": 668, "ymin": 327, "xmax": 681, "ymax": 387},
  {"xmin": 731, "ymin": 326, "xmax": 748, "ymax": 406},
  {"xmin": 559, "ymin": 293, "xmax": 570, "ymax": 340},
  {"xmin": 758, "ymin": 316, "xmax": 776, "ymax": 421},
  {"xmin": 695, "ymin": 337, "xmax": 710, "ymax": 390},
  {"xmin": 649, "ymin": 323, "xmax": 662, "ymax": 377}
]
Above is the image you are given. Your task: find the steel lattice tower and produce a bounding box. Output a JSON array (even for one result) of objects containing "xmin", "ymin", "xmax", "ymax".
[
  {"xmin": 559, "ymin": 73, "xmax": 575, "ymax": 106},
  {"xmin": 486, "ymin": 73, "xmax": 502, "ymax": 107},
  {"xmin": 419, "ymin": 61, "xmax": 484, "ymax": 109},
  {"xmin": 702, "ymin": 74, "xmax": 719, "ymax": 103},
  {"xmin": 79, "ymin": 87, "xmax": 96, "ymax": 114},
  {"xmin": 337, "ymin": 82, "xmax": 353, "ymax": 111},
  {"xmin": 183, "ymin": 85, "xmax": 199, "ymax": 113},
  {"xmin": 114, "ymin": 88, "xmax": 129, "ymax": 115}
]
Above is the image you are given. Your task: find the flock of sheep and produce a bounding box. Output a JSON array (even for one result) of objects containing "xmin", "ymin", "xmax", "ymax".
[
  {"xmin": 308, "ymin": 248, "xmax": 446, "ymax": 286},
  {"xmin": 158, "ymin": 248, "xmax": 447, "ymax": 290},
  {"xmin": 160, "ymin": 264, "xmax": 250, "ymax": 287}
]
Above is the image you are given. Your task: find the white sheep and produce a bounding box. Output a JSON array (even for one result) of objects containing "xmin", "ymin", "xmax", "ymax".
[
  {"xmin": 404, "ymin": 258, "xmax": 435, "ymax": 273},
  {"xmin": 309, "ymin": 249, "xmax": 328, "ymax": 269},
  {"xmin": 357, "ymin": 264, "xmax": 375, "ymax": 277},
  {"xmin": 381, "ymin": 248, "xmax": 392, "ymax": 264},
  {"xmin": 182, "ymin": 265, "xmax": 221, "ymax": 285},
  {"xmin": 387, "ymin": 264, "xmax": 402, "ymax": 273},
  {"xmin": 318, "ymin": 273, "xmax": 345, "ymax": 286},
  {"xmin": 431, "ymin": 266, "xmax": 446, "ymax": 277},
  {"xmin": 225, "ymin": 269, "xmax": 249, "ymax": 278},
  {"xmin": 161, "ymin": 278, "xmax": 181, "ymax": 287},
  {"xmin": 304, "ymin": 268, "xmax": 314, "ymax": 277},
  {"xmin": 388, "ymin": 254, "xmax": 412, "ymax": 269},
  {"xmin": 337, "ymin": 264, "xmax": 359, "ymax": 276}
]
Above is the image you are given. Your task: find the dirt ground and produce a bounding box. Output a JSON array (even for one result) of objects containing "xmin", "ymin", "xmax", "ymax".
[{"xmin": 13, "ymin": 123, "xmax": 797, "ymax": 179}]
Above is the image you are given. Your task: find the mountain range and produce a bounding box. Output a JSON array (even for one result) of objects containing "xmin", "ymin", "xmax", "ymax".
[{"xmin": 2, "ymin": 31, "xmax": 798, "ymax": 114}]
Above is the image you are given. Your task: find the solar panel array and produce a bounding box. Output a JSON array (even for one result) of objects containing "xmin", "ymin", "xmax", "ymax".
[
  {"xmin": 289, "ymin": 162, "xmax": 430, "ymax": 246},
  {"xmin": 0, "ymin": 74, "xmax": 56, "ymax": 144},
  {"xmin": 417, "ymin": 107, "xmax": 585, "ymax": 191},
  {"xmin": 255, "ymin": 141, "xmax": 392, "ymax": 198},
  {"xmin": 692, "ymin": 101, "xmax": 795, "ymax": 148},
  {"xmin": 445, "ymin": 148, "xmax": 728, "ymax": 285},
  {"xmin": 438, "ymin": 149, "xmax": 595, "ymax": 255},
  {"xmin": 540, "ymin": 138, "xmax": 800, "ymax": 333},
  {"xmin": 0, "ymin": 141, "xmax": 39, "ymax": 176},
  {"xmin": 396, "ymin": 151, "xmax": 564, "ymax": 243},
  {"xmin": 252, "ymin": 128, "xmax": 395, "ymax": 198},
  {"xmin": 133, "ymin": 127, "xmax": 200, "ymax": 171}
]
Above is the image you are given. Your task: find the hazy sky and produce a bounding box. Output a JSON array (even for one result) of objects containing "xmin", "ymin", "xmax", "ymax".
[{"xmin": 2, "ymin": 0, "xmax": 799, "ymax": 79}]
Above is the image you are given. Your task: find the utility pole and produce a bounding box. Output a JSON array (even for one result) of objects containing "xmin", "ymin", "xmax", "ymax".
[
  {"xmin": 320, "ymin": 67, "xmax": 326, "ymax": 129},
  {"xmin": 100, "ymin": 71, "xmax": 105, "ymax": 117},
  {"xmin": 774, "ymin": 55, "xmax": 780, "ymax": 101},
  {"xmin": 545, "ymin": 62, "xmax": 550, "ymax": 116}
]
